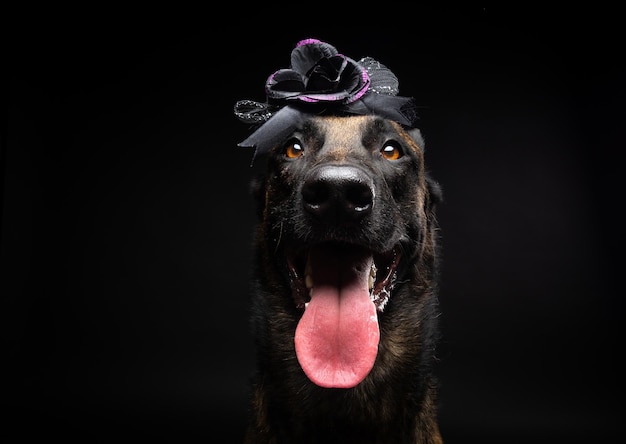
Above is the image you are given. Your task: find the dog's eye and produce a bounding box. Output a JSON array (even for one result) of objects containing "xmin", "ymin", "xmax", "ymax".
[
  {"xmin": 381, "ymin": 142, "xmax": 403, "ymax": 160},
  {"xmin": 284, "ymin": 141, "xmax": 304, "ymax": 159}
]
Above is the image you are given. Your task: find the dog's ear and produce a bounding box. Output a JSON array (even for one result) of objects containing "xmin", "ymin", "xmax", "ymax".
[
  {"xmin": 425, "ymin": 174, "xmax": 442, "ymax": 209},
  {"xmin": 405, "ymin": 127, "xmax": 440, "ymax": 207},
  {"xmin": 249, "ymin": 172, "xmax": 267, "ymax": 219},
  {"xmin": 406, "ymin": 128, "xmax": 425, "ymax": 152},
  {"xmin": 406, "ymin": 128, "xmax": 440, "ymax": 208}
]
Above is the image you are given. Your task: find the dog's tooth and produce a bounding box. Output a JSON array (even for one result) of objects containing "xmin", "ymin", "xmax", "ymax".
[
  {"xmin": 305, "ymin": 254, "xmax": 314, "ymax": 289},
  {"xmin": 304, "ymin": 254, "xmax": 314, "ymax": 289},
  {"xmin": 304, "ymin": 301, "xmax": 309, "ymax": 309},
  {"xmin": 368, "ymin": 274, "xmax": 374, "ymax": 290}
]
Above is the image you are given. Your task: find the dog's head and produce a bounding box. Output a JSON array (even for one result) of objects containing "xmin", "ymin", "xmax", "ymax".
[
  {"xmin": 235, "ymin": 39, "xmax": 441, "ymax": 391},
  {"xmin": 248, "ymin": 114, "xmax": 441, "ymax": 387}
]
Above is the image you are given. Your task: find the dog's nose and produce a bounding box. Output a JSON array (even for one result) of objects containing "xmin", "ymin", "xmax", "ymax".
[{"xmin": 302, "ymin": 165, "xmax": 374, "ymax": 225}]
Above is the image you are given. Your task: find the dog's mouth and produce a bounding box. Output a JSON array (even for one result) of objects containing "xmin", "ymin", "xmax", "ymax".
[
  {"xmin": 287, "ymin": 244, "xmax": 402, "ymax": 312},
  {"xmin": 287, "ymin": 243, "xmax": 402, "ymax": 389}
]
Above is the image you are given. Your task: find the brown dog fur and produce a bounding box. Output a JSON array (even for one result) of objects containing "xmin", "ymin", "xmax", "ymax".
[{"xmin": 243, "ymin": 115, "xmax": 443, "ymax": 444}]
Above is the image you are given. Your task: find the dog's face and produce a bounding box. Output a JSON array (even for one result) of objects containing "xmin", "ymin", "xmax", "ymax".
[{"xmin": 250, "ymin": 114, "xmax": 441, "ymax": 390}]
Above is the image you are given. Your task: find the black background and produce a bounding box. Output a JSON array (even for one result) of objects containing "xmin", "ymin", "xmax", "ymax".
[{"xmin": 3, "ymin": 6, "xmax": 624, "ymax": 443}]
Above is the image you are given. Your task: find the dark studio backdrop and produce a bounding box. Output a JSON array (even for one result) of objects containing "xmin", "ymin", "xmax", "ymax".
[{"xmin": 2, "ymin": 7, "xmax": 623, "ymax": 443}]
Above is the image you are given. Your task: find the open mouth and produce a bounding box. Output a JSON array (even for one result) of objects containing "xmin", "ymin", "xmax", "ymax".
[
  {"xmin": 287, "ymin": 243, "xmax": 402, "ymax": 312},
  {"xmin": 286, "ymin": 243, "xmax": 402, "ymax": 389}
]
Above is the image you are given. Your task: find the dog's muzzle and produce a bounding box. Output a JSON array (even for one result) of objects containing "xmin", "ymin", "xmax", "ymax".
[
  {"xmin": 286, "ymin": 165, "xmax": 403, "ymax": 389},
  {"xmin": 301, "ymin": 165, "xmax": 374, "ymax": 226}
]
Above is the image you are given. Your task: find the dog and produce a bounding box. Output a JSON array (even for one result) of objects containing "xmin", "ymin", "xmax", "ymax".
[{"xmin": 234, "ymin": 38, "xmax": 443, "ymax": 443}]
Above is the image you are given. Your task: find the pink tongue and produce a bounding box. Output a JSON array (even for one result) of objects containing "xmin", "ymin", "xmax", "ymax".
[{"xmin": 294, "ymin": 246, "xmax": 380, "ymax": 388}]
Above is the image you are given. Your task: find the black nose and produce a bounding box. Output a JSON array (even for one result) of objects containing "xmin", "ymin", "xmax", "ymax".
[{"xmin": 301, "ymin": 165, "xmax": 374, "ymax": 225}]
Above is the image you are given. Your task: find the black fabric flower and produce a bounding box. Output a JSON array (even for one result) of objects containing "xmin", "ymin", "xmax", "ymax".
[
  {"xmin": 234, "ymin": 38, "xmax": 419, "ymax": 160},
  {"xmin": 265, "ymin": 38, "xmax": 370, "ymax": 105}
]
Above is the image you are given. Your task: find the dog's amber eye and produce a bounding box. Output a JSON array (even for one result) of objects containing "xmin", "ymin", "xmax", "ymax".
[
  {"xmin": 285, "ymin": 141, "xmax": 304, "ymax": 159},
  {"xmin": 381, "ymin": 142, "xmax": 403, "ymax": 160}
]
